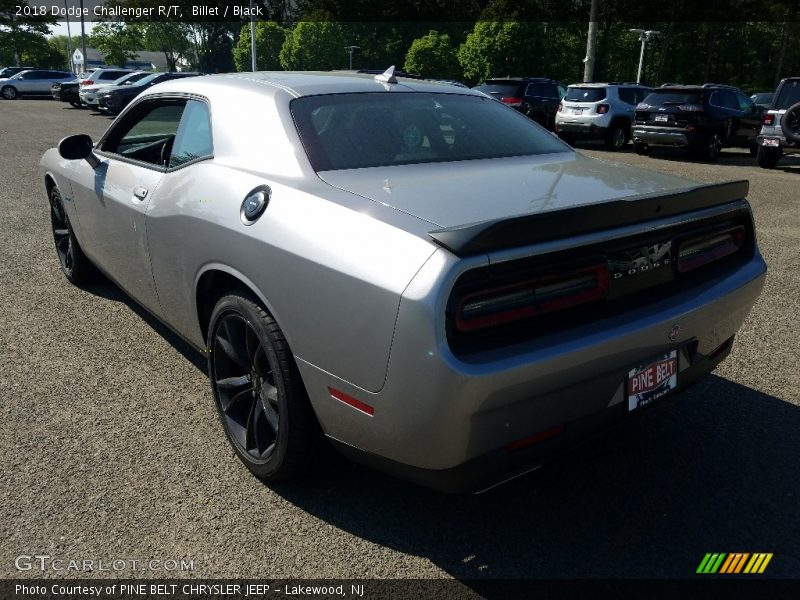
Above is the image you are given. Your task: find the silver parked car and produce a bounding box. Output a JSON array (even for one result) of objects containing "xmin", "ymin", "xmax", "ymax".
[
  {"xmin": 1, "ymin": 69, "xmax": 74, "ymax": 99},
  {"xmin": 39, "ymin": 70, "xmax": 766, "ymax": 492},
  {"xmin": 80, "ymin": 71, "xmax": 148, "ymax": 107}
]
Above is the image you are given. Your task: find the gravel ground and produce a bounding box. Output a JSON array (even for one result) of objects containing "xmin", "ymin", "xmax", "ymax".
[{"xmin": 1, "ymin": 99, "xmax": 799, "ymax": 584}]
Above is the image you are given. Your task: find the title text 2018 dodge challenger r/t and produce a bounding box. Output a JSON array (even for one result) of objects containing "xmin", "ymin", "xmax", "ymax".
[{"xmin": 40, "ymin": 69, "xmax": 766, "ymax": 492}]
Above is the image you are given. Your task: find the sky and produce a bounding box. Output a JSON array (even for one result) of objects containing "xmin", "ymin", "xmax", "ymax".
[{"xmin": 48, "ymin": 21, "xmax": 97, "ymax": 39}]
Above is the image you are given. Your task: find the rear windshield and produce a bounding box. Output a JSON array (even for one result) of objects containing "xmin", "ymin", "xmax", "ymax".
[
  {"xmin": 642, "ymin": 90, "xmax": 703, "ymax": 106},
  {"xmin": 291, "ymin": 92, "xmax": 569, "ymax": 171},
  {"xmin": 775, "ymin": 80, "xmax": 800, "ymax": 109},
  {"xmin": 565, "ymin": 87, "xmax": 606, "ymax": 102},
  {"xmin": 475, "ymin": 81, "xmax": 522, "ymax": 98}
]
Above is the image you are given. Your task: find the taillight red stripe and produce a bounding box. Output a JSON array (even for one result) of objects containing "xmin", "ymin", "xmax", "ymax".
[
  {"xmin": 506, "ymin": 425, "xmax": 566, "ymax": 452},
  {"xmin": 328, "ymin": 387, "xmax": 375, "ymax": 416}
]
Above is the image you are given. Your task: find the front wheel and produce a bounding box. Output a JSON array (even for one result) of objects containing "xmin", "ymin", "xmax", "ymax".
[
  {"xmin": 208, "ymin": 293, "xmax": 319, "ymax": 481},
  {"xmin": 49, "ymin": 186, "xmax": 95, "ymax": 284},
  {"xmin": 757, "ymin": 145, "xmax": 780, "ymax": 169},
  {"xmin": 69, "ymin": 101, "xmax": 83, "ymax": 109},
  {"xmin": 1, "ymin": 85, "xmax": 18, "ymax": 100}
]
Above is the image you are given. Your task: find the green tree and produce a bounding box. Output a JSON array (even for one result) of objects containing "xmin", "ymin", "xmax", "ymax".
[
  {"xmin": 404, "ymin": 30, "xmax": 461, "ymax": 80},
  {"xmin": 0, "ymin": 0, "xmax": 56, "ymax": 65},
  {"xmin": 233, "ymin": 21, "xmax": 287, "ymax": 71},
  {"xmin": 279, "ymin": 13, "xmax": 348, "ymax": 70},
  {"xmin": 134, "ymin": 22, "xmax": 191, "ymax": 72},
  {"xmin": 88, "ymin": 22, "xmax": 138, "ymax": 67}
]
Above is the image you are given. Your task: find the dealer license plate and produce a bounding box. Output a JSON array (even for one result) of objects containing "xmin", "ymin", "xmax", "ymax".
[
  {"xmin": 573, "ymin": 108, "xmax": 583, "ymax": 115},
  {"xmin": 627, "ymin": 350, "xmax": 678, "ymax": 411},
  {"xmin": 654, "ymin": 114, "xmax": 669, "ymax": 122},
  {"xmin": 762, "ymin": 138, "xmax": 780, "ymax": 147}
]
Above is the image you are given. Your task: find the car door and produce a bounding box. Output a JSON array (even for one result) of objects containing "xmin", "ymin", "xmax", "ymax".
[{"xmin": 69, "ymin": 97, "xmax": 188, "ymax": 314}]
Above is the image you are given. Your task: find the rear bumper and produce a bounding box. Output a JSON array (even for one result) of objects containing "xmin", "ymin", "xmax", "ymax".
[
  {"xmin": 758, "ymin": 134, "xmax": 799, "ymax": 153},
  {"xmin": 79, "ymin": 91, "xmax": 99, "ymax": 105},
  {"xmin": 299, "ymin": 244, "xmax": 766, "ymax": 491},
  {"xmin": 633, "ymin": 126, "xmax": 700, "ymax": 147},
  {"xmin": 555, "ymin": 122, "xmax": 608, "ymax": 138}
]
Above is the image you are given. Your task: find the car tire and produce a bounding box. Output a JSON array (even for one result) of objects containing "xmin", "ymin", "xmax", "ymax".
[
  {"xmin": 749, "ymin": 144, "xmax": 758, "ymax": 157},
  {"xmin": 757, "ymin": 145, "xmax": 780, "ymax": 169},
  {"xmin": 208, "ymin": 292, "xmax": 319, "ymax": 481},
  {"xmin": 69, "ymin": 101, "xmax": 82, "ymax": 108},
  {"xmin": 695, "ymin": 131, "xmax": 723, "ymax": 161},
  {"xmin": 604, "ymin": 123, "xmax": 628, "ymax": 150},
  {"xmin": 633, "ymin": 142, "xmax": 651, "ymax": 155},
  {"xmin": 1, "ymin": 85, "xmax": 18, "ymax": 100},
  {"xmin": 49, "ymin": 185, "xmax": 95, "ymax": 284},
  {"xmin": 780, "ymin": 102, "xmax": 800, "ymax": 143}
]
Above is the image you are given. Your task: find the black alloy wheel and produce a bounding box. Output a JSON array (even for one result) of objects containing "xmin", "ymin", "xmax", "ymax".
[
  {"xmin": 49, "ymin": 186, "xmax": 93, "ymax": 284},
  {"xmin": 605, "ymin": 124, "xmax": 628, "ymax": 150},
  {"xmin": 208, "ymin": 293, "xmax": 318, "ymax": 480}
]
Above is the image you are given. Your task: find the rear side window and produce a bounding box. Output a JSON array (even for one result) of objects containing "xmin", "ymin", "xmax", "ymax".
[
  {"xmin": 169, "ymin": 100, "xmax": 213, "ymax": 167},
  {"xmin": 567, "ymin": 87, "xmax": 607, "ymax": 102},
  {"xmin": 292, "ymin": 92, "xmax": 569, "ymax": 171},
  {"xmin": 775, "ymin": 80, "xmax": 800, "ymax": 109}
]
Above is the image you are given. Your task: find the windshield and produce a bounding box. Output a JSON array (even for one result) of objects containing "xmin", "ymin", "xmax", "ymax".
[
  {"xmin": 292, "ymin": 92, "xmax": 569, "ymax": 171},
  {"xmin": 565, "ymin": 87, "xmax": 606, "ymax": 102},
  {"xmin": 475, "ymin": 81, "xmax": 522, "ymax": 98},
  {"xmin": 132, "ymin": 73, "xmax": 160, "ymax": 86},
  {"xmin": 641, "ymin": 90, "xmax": 703, "ymax": 106},
  {"xmin": 775, "ymin": 80, "xmax": 800, "ymax": 109},
  {"xmin": 113, "ymin": 72, "xmax": 147, "ymax": 86}
]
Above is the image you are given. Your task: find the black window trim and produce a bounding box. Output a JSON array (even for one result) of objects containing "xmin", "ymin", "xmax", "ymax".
[{"xmin": 95, "ymin": 92, "xmax": 214, "ymax": 174}]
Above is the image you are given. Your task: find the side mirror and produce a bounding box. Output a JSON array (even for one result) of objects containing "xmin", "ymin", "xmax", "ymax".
[{"xmin": 58, "ymin": 134, "xmax": 100, "ymax": 168}]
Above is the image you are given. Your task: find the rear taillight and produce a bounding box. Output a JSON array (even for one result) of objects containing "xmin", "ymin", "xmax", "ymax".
[
  {"xmin": 501, "ymin": 96, "xmax": 523, "ymax": 106},
  {"xmin": 454, "ymin": 264, "xmax": 609, "ymax": 332},
  {"xmin": 596, "ymin": 103, "xmax": 610, "ymax": 114},
  {"xmin": 677, "ymin": 226, "xmax": 745, "ymax": 273},
  {"xmin": 677, "ymin": 104, "xmax": 703, "ymax": 112},
  {"xmin": 763, "ymin": 114, "xmax": 775, "ymax": 126},
  {"xmin": 81, "ymin": 79, "xmax": 92, "ymax": 85}
]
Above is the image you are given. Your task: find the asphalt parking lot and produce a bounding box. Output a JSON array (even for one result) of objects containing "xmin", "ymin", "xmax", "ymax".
[{"xmin": 1, "ymin": 99, "xmax": 799, "ymax": 584}]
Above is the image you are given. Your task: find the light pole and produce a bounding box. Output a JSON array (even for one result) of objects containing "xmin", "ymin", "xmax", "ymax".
[
  {"xmin": 629, "ymin": 29, "xmax": 660, "ymax": 84},
  {"xmin": 345, "ymin": 45, "xmax": 359, "ymax": 70},
  {"xmin": 249, "ymin": 0, "xmax": 257, "ymax": 72}
]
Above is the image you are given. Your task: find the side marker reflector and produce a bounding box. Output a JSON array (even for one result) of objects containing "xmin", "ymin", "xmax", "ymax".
[
  {"xmin": 328, "ymin": 387, "xmax": 375, "ymax": 416},
  {"xmin": 506, "ymin": 425, "xmax": 565, "ymax": 452}
]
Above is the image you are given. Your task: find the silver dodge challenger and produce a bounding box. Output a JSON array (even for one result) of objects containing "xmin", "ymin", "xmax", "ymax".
[{"xmin": 40, "ymin": 69, "xmax": 767, "ymax": 492}]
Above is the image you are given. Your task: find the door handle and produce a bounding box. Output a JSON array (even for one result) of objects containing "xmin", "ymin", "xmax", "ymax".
[{"xmin": 132, "ymin": 186, "xmax": 148, "ymax": 201}]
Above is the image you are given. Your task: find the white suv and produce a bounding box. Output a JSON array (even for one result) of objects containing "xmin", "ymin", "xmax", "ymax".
[
  {"xmin": 555, "ymin": 83, "xmax": 651, "ymax": 150},
  {"xmin": 80, "ymin": 71, "xmax": 148, "ymax": 107},
  {"xmin": 756, "ymin": 77, "xmax": 800, "ymax": 169},
  {"xmin": 78, "ymin": 68, "xmax": 135, "ymax": 105}
]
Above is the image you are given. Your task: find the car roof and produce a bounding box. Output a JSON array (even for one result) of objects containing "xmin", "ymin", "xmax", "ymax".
[
  {"xmin": 144, "ymin": 71, "xmax": 485, "ymax": 99},
  {"xmin": 567, "ymin": 82, "xmax": 645, "ymax": 87}
]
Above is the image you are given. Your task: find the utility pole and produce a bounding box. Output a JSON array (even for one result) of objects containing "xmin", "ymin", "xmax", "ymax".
[
  {"xmin": 63, "ymin": 0, "xmax": 73, "ymax": 72},
  {"xmin": 583, "ymin": 0, "xmax": 598, "ymax": 82},
  {"xmin": 250, "ymin": 0, "xmax": 257, "ymax": 71},
  {"xmin": 79, "ymin": 0, "xmax": 87, "ymax": 72}
]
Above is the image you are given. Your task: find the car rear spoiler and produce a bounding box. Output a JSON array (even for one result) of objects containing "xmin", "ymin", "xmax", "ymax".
[{"xmin": 428, "ymin": 179, "xmax": 749, "ymax": 256}]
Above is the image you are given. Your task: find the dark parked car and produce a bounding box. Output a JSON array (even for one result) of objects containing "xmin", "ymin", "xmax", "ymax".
[
  {"xmin": 632, "ymin": 84, "xmax": 763, "ymax": 161},
  {"xmin": 756, "ymin": 77, "xmax": 800, "ymax": 169},
  {"xmin": 474, "ymin": 77, "xmax": 566, "ymax": 129},
  {"xmin": 51, "ymin": 80, "xmax": 81, "ymax": 108},
  {"xmin": 96, "ymin": 72, "xmax": 201, "ymax": 115}
]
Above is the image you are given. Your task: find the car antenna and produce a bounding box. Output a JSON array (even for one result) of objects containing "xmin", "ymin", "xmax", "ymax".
[{"xmin": 374, "ymin": 66, "xmax": 398, "ymax": 84}]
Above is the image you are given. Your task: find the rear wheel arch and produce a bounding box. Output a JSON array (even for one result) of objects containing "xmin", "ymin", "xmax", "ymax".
[
  {"xmin": 44, "ymin": 174, "xmax": 57, "ymax": 197},
  {"xmin": 196, "ymin": 268, "xmax": 280, "ymax": 348}
]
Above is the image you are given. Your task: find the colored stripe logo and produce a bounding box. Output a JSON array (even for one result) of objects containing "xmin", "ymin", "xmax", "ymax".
[{"xmin": 697, "ymin": 552, "xmax": 773, "ymax": 574}]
